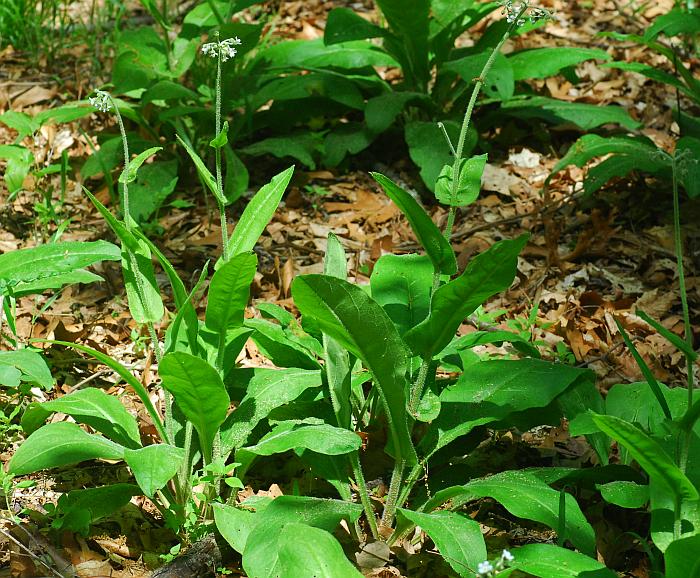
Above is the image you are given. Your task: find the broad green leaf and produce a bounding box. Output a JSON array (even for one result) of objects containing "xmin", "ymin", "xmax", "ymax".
[
  {"xmin": 665, "ymin": 534, "xmax": 700, "ymax": 578},
  {"xmin": 127, "ymin": 160, "xmax": 179, "ymax": 223},
  {"xmin": 364, "ymin": 92, "xmax": 425, "ymax": 133},
  {"xmin": 54, "ymin": 484, "xmax": 140, "ymax": 535},
  {"xmin": 421, "ymin": 359, "xmax": 592, "ymax": 456},
  {"xmin": 503, "ymin": 96, "xmax": 641, "ymax": 130},
  {"xmin": 650, "ymin": 480, "xmax": 700, "ymax": 553},
  {"xmin": 440, "ymin": 330, "xmax": 540, "ymax": 360},
  {"xmin": 133, "ymin": 228, "xmax": 201, "ymax": 355},
  {"xmin": 550, "ymin": 134, "xmax": 664, "ymax": 175},
  {"xmin": 397, "ymin": 509, "xmax": 486, "ymax": 577},
  {"xmin": 277, "ymin": 524, "xmax": 363, "ymax": 577},
  {"xmin": 292, "ymin": 275, "xmax": 417, "ymax": 464},
  {"xmin": 226, "ymin": 166, "xmax": 295, "ymax": 258},
  {"xmin": 252, "ymin": 74, "xmax": 365, "ymax": 111},
  {"xmin": 405, "ymin": 234, "xmax": 528, "ymax": 357},
  {"xmin": 591, "ymin": 413, "xmax": 699, "ymax": 502},
  {"xmin": 241, "ymin": 135, "xmax": 318, "ymax": 169},
  {"xmin": 220, "ymin": 368, "xmax": 322, "ymax": 454},
  {"xmin": 547, "ymin": 134, "xmax": 669, "ymax": 197},
  {"xmin": 118, "ymin": 146, "xmax": 162, "ymax": 184},
  {"xmin": 121, "ymin": 241, "xmax": 165, "ymax": 324},
  {"xmin": 262, "ymin": 39, "xmax": 398, "ymax": 69},
  {"xmin": 678, "ymin": 137, "xmax": 700, "ymax": 199},
  {"xmin": 246, "ymin": 318, "xmax": 321, "ymax": 370},
  {"xmin": 614, "ymin": 317, "xmax": 671, "ymax": 420},
  {"xmin": 242, "ymin": 496, "xmax": 362, "ymax": 578},
  {"xmin": 371, "ymin": 172, "xmax": 456, "ymax": 275},
  {"xmin": 257, "ymin": 303, "xmax": 295, "ymax": 326},
  {"xmin": 81, "ymin": 136, "xmax": 153, "ymax": 181},
  {"xmin": 435, "ymin": 154, "xmax": 488, "ymax": 207},
  {"xmin": 39, "ymin": 388, "xmax": 141, "ymax": 448},
  {"xmin": 11, "ymin": 269, "xmax": 103, "ymax": 297},
  {"xmin": 597, "ymin": 481, "xmax": 649, "ymax": 509},
  {"xmin": 214, "ymin": 503, "xmax": 257, "ymax": 554},
  {"xmin": 0, "ymin": 364, "xmax": 22, "ymax": 389},
  {"xmin": 443, "ymin": 51, "xmax": 513, "ymax": 100},
  {"xmin": 83, "ymin": 188, "xmax": 141, "ymax": 253},
  {"xmin": 9, "ymin": 422, "xmax": 125, "ymax": 475},
  {"xmin": 205, "ymin": 252, "xmax": 257, "ymax": 333},
  {"xmin": 604, "ymin": 61, "xmax": 690, "ymax": 95},
  {"xmin": 370, "ymin": 253, "xmax": 433, "ymax": 335},
  {"xmin": 555, "ymin": 376, "xmax": 609, "ymax": 466},
  {"xmin": 176, "ymin": 134, "xmax": 224, "ymax": 205},
  {"xmin": 508, "ymin": 47, "xmax": 611, "ymax": 80},
  {"xmin": 0, "ymin": 240, "xmax": 120, "ymax": 293},
  {"xmin": 324, "ymin": 7, "xmax": 386, "ymax": 44},
  {"xmin": 324, "ymin": 123, "xmax": 374, "ymax": 167},
  {"xmin": 375, "ymin": 0, "xmax": 430, "ymax": 88},
  {"xmin": 298, "ymin": 451, "xmax": 352, "ymax": 500},
  {"xmin": 0, "ymin": 350, "xmax": 53, "ymax": 389},
  {"xmin": 124, "ymin": 444, "xmax": 185, "ymax": 498},
  {"xmin": 243, "ymin": 423, "xmax": 361, "ymax": 456},
  {"xmin": 0, "ymin": 144, "xmax": 32, "ymax": 195},
  {"xmin": 159, "ymin": 352, "xmax": 230, "ymax": 462},
  {"xmin": 209, "ymin": 121, "xmax": 229, "ymax": 149},
  {"xmin": 198, "ymin": 326, "xmax": 252, "ymax": 379},
  {"xmin": 405, "ymin": 120, "xmax": 476, "ymax": 191},
  {"xmin": 35, "ymin": 104, "xmax": 93, "ymax": 126},
  {"xmin": 644, "ymin": 7, "xmax": 700, "ymax": 41},
  {"xmin": 428, "ymin": 470, "xmax": 596, "ymax": 556},
  {"xmin": 581, "ymin": 154, "xmax": 663, "ymax": 197},
  {"xmin": 142, "ymin": 80, "xmax": 200, "ymax": 104},
  {"xmin": 39, "ymin": 340, "xmax": 166, "ymax": 442},
  {"xmin": 323, "ymin": 233, "xmax": 351, "ymax": 429},
  {"xmin": 224, "ymin": 144, "xmax": 248, "ymax": 204},
  {"xmin": 604, "ymin": 381, "xmax": 686, "ymax": 441},
  {"xmin": 511, "ymin": 544, "xmax": 617, "ymax": 578},
  {"xmin": 0, "ymin": 111, "xmax": 39, "ymax": 140}
]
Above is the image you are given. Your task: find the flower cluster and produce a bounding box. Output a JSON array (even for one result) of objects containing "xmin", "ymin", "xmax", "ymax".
[
  {"xmin": 201, "ymin": 36, "xmax": 242, "ymax": 62},
  {"xmin": 89, "ymin": 90, "xmax": 112, "ymax": 113},
  {"xmin": 500, "ymin": 1, "xmax": 551, "ymax": 26},
  {"xmin": 476, "ymin": 550, "xmax": 515, "ymax": 577}
]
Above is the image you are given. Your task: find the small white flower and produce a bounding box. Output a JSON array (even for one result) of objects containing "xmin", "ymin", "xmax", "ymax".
[
  {"xmin": 477, "ymin": 561, "xmax": 494, "ymax": 576},
  {"xmin": 201, "ymin": 36, "xmax": 242, "ymax": 62},
  {"xmin": 89, "ymin": 90, "xmax": 112, "ymax": 113},
  {"xmin": 501, "ymin": 549, "xmax": 514, "ymax": 563}
]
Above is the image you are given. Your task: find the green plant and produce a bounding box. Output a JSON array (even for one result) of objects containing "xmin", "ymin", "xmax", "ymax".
[
  {"xmin": 6, "ymin": 37, "xmax": 296, "ymax": 537},
  {"xmin": 602, "ymin": 7, "xmax": 700, "ymax": 109},
  {"xmin": 9, "ymin": 8, "xmax": 691, "ymax": 577},
  {"xmin": 82, "ymin": 0, "xmax": 269, "ymax": 223},
  {"xmin": 0, "ymin": 104, "xmax": 94, "ymax": 202},
  {"xmin": 242, "ymin": 0, "xmax": 639, "ymax": 189},
  {"xmin": 206, "ymin": 8, "xmax": 611, "ymax": 576},
  {"xmin": 544, "ymin": 6, "xmax": 700, "ymax": 201},
  {"xmin": 558, "ymin": 120, "xmax": 700, "ymax": 574}
]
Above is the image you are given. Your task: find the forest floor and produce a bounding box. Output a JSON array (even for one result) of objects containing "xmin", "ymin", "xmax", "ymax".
[{"xmin": 0, "ymin": 0, "xmax": 698, "ymax": 577}]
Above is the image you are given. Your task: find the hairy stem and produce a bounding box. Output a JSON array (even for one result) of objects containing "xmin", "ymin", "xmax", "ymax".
[
  {"xmin": 408, "ymin": 356, "xmax": 431, "ymax": 416},
  {"xmin": 112, "ymin": 93, "xmax": 171, "ymax": 443},
  {"xmin": 109, "ymin": 94, "xmax": 131, "ymax": 227},
  {"xmin": 381, "ymin": 459, "xmax": 405, "ymax": 530},
  {"xmin": 215, "ymin": 48, "xmax": 230, "ymax": 261},
  {"xmin": 672, "ymin": 157, "xmax": 695, "ymax": 408},
  {"xmin": 350, "ymin": 452, "xmax": 379, "ymax": 540},
  {"xmin": 443, "ymin": 9, "xmax": 525, "ymax": 240}
]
